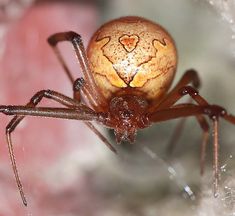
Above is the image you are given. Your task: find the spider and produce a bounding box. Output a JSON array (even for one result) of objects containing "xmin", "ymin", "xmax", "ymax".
[{"xmin": 0, "ymin": 16, "xmax": 235, "ymax": 206}]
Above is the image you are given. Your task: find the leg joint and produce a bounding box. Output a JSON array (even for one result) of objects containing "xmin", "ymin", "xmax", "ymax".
[
  {"xmin": 203, "ymin": 105, "xmax": 227, "ymax": 119},
  {"xmin": 178, "ymin": 86, "xmax": 198, "ymax": 96},
  {"xmin": 47, "ymin": 31, "xmax": 81, "ymax": 46},
  {"xmin": 185, "ymin": 69, "xmax": 200, "ymax": 88},
  {"xmin": 6, "ymin": 125, "xmax": 11, "ymax": 133},
  {"xmin": 73, "ymin": 78, "xmax": 85, "ymax": 91},
  {"xmin": 1, "ymin": 106, "xmax": 13, "ymax": 115},
  {"xmin": 30, "ymin": 89, "xmax": 53, "ymax": 104}
]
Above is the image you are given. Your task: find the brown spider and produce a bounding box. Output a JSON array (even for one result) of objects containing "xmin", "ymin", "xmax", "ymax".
[{"xmin": 0, "ymin": 16, "xmax": 235, "ymax": 206}]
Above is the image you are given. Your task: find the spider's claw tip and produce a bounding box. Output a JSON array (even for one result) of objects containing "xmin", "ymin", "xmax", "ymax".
[
  {"xmin": 110, "ymin": 146, "xmax": 118, "ymax": 154},
  {"xmin": 0, "ymin": 106, "xmax": 7, "ymax": 112},
  {"xmin": 23, "ymin": 200, "xmax": 28, "ymax": 207}
]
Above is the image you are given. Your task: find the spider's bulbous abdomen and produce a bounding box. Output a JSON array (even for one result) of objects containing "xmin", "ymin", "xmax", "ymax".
[{"xmin": 87, "ymin": 16, "xmax": 177, "ymax": 103}]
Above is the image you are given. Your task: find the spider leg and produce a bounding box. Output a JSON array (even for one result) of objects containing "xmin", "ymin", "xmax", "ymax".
[
  {"xmin": 166, "ymin": 117, "xmax": 187, "ymax": 153},
  {"xmin": 47, "ymin": 31, "xmax": 107, "ymax": 110},
  {"xmin": 163, "ymin": 69, "xmax": 200, "ymax": 100},
  {"xmin": 149, "ymin": 69, "xmax": 200, "ymax": 112},
  {"xmin": 158, "ymin": 85, "xmax": 211, "ymax": 160},
  {"xmin": 196, "ymin": 115, "xmax": 210, "ymax": 175},
  {"xmin": 156, "ymin": 70, "xmax": 202, "ymax": 154},
  {"xmin": 166, "ymin": 109, "xmax": 210, "ymax": 159},
  {"xmin": 47, "ymin": 36, "xmax": 95, "ymax": 107},
  {"xmin": 0, "ymin": 90, "xmax": 114, "ymax": 205},
  {"xmin": 157, "ymin": 85, "xmax": 208, "ymax": 109},
  {"xmin": 48, "ymin": 33, "xmax": 115, "ymax": 152},
  {"xmin": 1, "ymin": 106, "xmax": 98, "ymax": 206},
  {"xmin": 165, "ymin": 102, "xmax": 210, "ymax": 174},
  {"xmin": 1, "ymin": 90, "xmax": 101, "ymax": 206},
  {"xmin": 152, "ymin": 82, "xmax": 229, "ymax": 195},
  {"xmin": 148, "ymin": 104, "xmax": 235, "ymax": 197},
  {"xmin": 0, "ymin": 106, "xmax": 98, "ymax": 119},
  {"xmin": 73, "ymin": 78, "xmax": 116, "ymax": 153}
]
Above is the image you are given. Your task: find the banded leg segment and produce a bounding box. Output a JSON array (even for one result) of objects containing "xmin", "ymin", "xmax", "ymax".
[
  {"xmin": 3, "ymin": 90, "xmax": 94, "ymax": 206},
  {"xmin": 48, "ymin": 33, "xmax": 115, "ymax": 153},
  {"xmin": 150, "ymin": 80, "xmax": 231, "ymax": 196},
  {"xmin": 48, "ymin": 31, "xmax": 107, "ymax": 110},
  {"xmin": 164, "ymin": 69, "xmax": 200, "ymax": 101},
  {"xmin": 166, "ymin": 109, "xmax": 209, "ymax": 174},
  {"xmin": 196, "ymin": 115, "xmax": 210, "ymax": 175},
  {"xmin": 2, "ymin": 89, "xmax": 116, "ymax": 206},
  {"xmin": 73, "ymin": 78, "xmax": 117, "ymax": 153},
  {"xmin": 157, "ymin": 85, "xmax": 208, "ymax": 110},
  {"xmin": 149, "ymin": 69, "xmax": 200, "ymax": 112},
  {"xmin": 158, "ymin": 85, "xmax": 210, "ymax": 161},
  {"xmin": 148, "ymin": 104, "xmax": 235, "ymax": 196},
  {"xmin": 153, "ymin": 70, "xmax": 202, "ymax": 153}
]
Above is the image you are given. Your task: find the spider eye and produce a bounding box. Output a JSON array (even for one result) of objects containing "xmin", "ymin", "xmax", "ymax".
[{"xmin": 121, "ymin": 110, "xmax": 132, "ymax": 119}]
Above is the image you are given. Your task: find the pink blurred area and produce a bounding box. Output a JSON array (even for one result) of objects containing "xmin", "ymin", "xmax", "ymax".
[{"xmin": 0, "ymin": 2, "xmax": 101, "ymax": 215}]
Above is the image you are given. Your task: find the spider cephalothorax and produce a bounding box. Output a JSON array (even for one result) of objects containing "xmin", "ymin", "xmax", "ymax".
[
  {"xmin": 106, "ymin": 95, "xmax": 150, "ymax": 143},
  {"xmin": 1, "ymin": 16, "xmax": 235, "ymax": 206}
]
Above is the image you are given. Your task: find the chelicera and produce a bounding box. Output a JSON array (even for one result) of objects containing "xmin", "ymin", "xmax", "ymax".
[{"xmin": 1, "ymin": 16, "xmax": 235, "ymax": 206}]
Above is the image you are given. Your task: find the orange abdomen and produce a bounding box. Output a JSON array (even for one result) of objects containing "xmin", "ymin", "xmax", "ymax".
[{"xmin": 87, "ymin": 16, "xmax": 177, "ymax": 102}]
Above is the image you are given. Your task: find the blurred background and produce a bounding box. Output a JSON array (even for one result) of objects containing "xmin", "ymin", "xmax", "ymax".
[{"xmin": 0, "ymin": 0, "xmax": 235, "ymax": 215}]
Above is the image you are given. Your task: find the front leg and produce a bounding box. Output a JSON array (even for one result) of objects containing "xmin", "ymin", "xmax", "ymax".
[
  {"xmin": 1, "ymin": 90, "xmax": 93, "ymax": 206},
  {"xmin": 157, "ymin": 85, "xmax": 211, "ymax": 161},
  {"xmin": 48, "ymin": 31, "xmax": 107, "ymax": 110},
  {"xmin": 48, "ymin": 32, "xmax": 114, "ymax": 152},
  {"xmin": 150, "ymin": 70, "xmax": 203, "ymax": 155},
  {"xmin": 148, "ymin": 104, "xmax": 235, "ymax": 196},
  {"xmin": 157, "ymin": 85, "xmax": 208, "ymax": 109},
  {"xmin": 73, "ymin": 78, "xmax": 117, "ymax": 153}
]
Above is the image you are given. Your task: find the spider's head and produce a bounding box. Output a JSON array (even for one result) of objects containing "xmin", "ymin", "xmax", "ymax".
[{"xmin": 108, "ymin": 95, "xmax": 150, "ymax": 144}]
